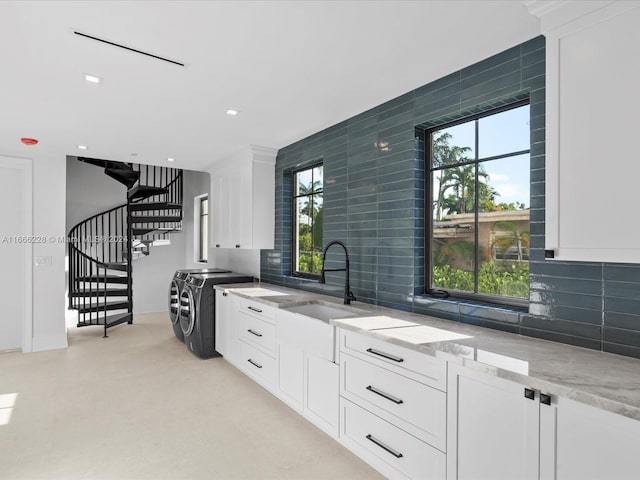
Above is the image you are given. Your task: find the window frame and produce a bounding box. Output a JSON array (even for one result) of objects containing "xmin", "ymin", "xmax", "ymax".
[
  {"xmin": 291, "ymin": 161, "xmax": 323, "ymax": 279},
  {"xmin": 194, "ymin": 194, "xmax": 208, "ymax": 264},
  {"xmin": 425, "ymin": 100, "xmax": 531, "ymax": 308}
]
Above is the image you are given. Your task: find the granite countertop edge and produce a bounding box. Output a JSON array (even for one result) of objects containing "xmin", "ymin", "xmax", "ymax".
[{"xmin": 215, "ymin": 282, "xmax": 640, "ymax": 421}]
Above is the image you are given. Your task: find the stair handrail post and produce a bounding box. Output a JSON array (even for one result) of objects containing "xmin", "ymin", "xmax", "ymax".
[{"xmin": 126, "ymin": 201, "xmax": 133, "ymax": 324}]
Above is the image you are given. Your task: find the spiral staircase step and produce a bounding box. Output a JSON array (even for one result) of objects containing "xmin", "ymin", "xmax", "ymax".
[
  {"xmin": 104, "ymin": 167, "xmax": 140, "ymax": 188},
  {"xmin": 128, "ymin": 185, "xmax": 168, "ymax": 201},
  {"xmin": 128, "ymin": 202, "xmax": 182, "ymax": 212}
]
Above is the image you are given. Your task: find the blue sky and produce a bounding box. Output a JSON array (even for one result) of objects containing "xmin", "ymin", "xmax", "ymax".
[{"xmin": 437, "ymin": 104, "xmax": 530, "ymax": 208}]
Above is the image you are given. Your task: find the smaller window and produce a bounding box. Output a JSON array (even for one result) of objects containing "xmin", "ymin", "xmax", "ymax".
[
  {"xmin": 292, "ymin": 163, "xmax": 323, "ymax": 277},
  {"xmin": 195, "ymin": 195, "xmax": 208, "ymax": 263}
]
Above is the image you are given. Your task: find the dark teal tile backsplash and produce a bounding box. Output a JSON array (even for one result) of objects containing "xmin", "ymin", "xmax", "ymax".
[{"xmin": 260, "ymin": 35, "xmax": 640, "ymax": 360}]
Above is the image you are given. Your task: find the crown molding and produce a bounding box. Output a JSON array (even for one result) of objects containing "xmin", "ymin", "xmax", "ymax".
[{"xmin": 522, "ymin": 0, "xmax": 617, "ymax": 32}]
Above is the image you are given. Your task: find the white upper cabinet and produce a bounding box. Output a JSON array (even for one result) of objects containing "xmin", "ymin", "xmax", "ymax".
[
  {"xmin": 209, "ymin": 145, "xmax": 276, "ymax": 250},
  {"xmin": 528, "ymin": 1, "xmax": 640, "ymax": 262}
]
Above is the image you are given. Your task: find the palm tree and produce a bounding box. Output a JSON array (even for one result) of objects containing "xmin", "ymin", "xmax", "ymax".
[
  {"xmin": 432, "ymin": 132, "xmax": 472, "ymax": 220},
  {"xmin": 491, "ymin": 221, "xmax": 529, "ymax": 262},
  {"xmin": 297, "ymin": 180, "xmax": 322, "ymax": 218}
]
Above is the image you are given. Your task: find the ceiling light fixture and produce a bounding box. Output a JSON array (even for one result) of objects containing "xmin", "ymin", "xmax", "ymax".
[
  {"xmin": 167, "ymin": 157, "xmax": 175, "ymax": 162},
  {"xmin": 77, "ymin": 145, "xmax": 88, "ymax": 150},
  {"xmin": 226, "ymin": 109, "xmax": 239, "ymax": 116},
  {"xmin": 84, "ymin": 73, "xmax": 102, "ymax": 84}
]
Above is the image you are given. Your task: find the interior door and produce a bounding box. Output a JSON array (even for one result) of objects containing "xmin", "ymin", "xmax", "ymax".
[{"xmin": 0, "ymin": 156, "xmax": 32, "ymax": 351}]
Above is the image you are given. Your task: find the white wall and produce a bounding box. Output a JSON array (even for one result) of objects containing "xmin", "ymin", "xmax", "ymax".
[
  {"xmin": 132, "ymin": 234, "xmax": 186, "ymax": 313},
  {"xmin": 65, "ymin": 157, "xmax": 126, "ymax": 231},
  {"xmin": 183, "ymin": 169, "xmax": 211, "ymax": 270},
  {"xmin": 207, "ymin": 248, "xmax": 261, "ymax": 278},
  {"xmin": 32, "ymin": 153, "xmax": 67, "ymax": 351}
]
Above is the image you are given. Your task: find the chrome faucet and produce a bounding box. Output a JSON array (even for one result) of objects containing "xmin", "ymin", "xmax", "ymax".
[{"xmin": 319, "ymin": 240, "xmax": 356, "ymax": 305}]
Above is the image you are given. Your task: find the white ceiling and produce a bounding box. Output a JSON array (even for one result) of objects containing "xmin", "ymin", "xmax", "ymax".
[{"xmin": 0, "ymin": 1, "xmax": 540, "ymax": 171}]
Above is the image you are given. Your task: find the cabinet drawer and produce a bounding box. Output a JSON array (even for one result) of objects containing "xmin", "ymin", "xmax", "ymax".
[
  {"xmin": 340, "ymin": 330, "xmax": 446, "ymax": 391},
  {"xmin": 237, "ymin": 340, "xmax": 275, "ymax": 390},
  {"xmin": 340, "ymin": 398, "xmax": 445, "ymax": 480},
  {"xmin": 236, "ymin": 297, "xmax": 275, "ymax": 324},
  {"xmin": 238, "ymin": 311, "xmax": 276, "ymax": 355},
  {"xmin": 341, "ymin": 353, "xmax": 446, "ymax": 451}
]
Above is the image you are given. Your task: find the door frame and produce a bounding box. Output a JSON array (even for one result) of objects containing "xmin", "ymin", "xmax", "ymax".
[{"xmin": 0, "ymin": 155, "xmax": 33, "ymax": 352}]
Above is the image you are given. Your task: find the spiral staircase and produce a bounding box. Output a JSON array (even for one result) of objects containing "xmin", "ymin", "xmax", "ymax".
[{"xmin": 68, "ymin": 157, "xmax": 183, "ymax": 337}]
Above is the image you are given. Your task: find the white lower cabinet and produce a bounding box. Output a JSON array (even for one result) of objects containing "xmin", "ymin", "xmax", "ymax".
[
  {"xmin": 341, "ymin": 398, "xmax": 446, "ymax": 480},
  {"xmin": 447, "ymin": 364, "xmax": 540, "ymax": 480},
  {"xmin": 338, "ymin": 329, "xmax": 447, "ymax": 479},
  {"xmin": 448, "ymin": 363, "xmax": 640, "ymax": 480},
  {"xmin": 276, "ymin": 341, "xmax": 304, "ymax": 411},
  {"xmin": 223, "ymin": 297, "xmax": 640, "ymax": 480},
  {"xmin": 214, "ymin": 289, "xmax": 236, "ymax": 365},
  {"xmin": 305, "ymin": 353, "xmax": 339, "ymax": 436},
  {"xmin": 275, "ymin": 309, "xmax": 339, "ymax": 437},
  {"xmin": 545, "ymin": 396, "xmax": 640, "ymax": 480}
]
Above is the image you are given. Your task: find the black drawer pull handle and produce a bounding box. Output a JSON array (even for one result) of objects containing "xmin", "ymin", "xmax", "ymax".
[
  {"xmin": 247, "ymin": 329, "xmax": 263, "ymax": 337},
  {"xmin": 366, "ymin": 348, "xmax": 404, "ymax": 363},
  {"xmin": 247, "ymin": 359, "xmax": 263, "ymax": 369},
  {"xmin": 248, "ymin": 306, "xmax": 263, "ymax": 313},
  {"xmin": 215, "ymin": 244, "xmax": 220, "ymax": 248},
  {"xmin": 366, "ymin": 385, "xmax": 403, "ymax": 404},
  {"xmin": 540, "ymin": 393, "xmax": 552, "ymax": 405},
  {"xmin": 365, "ymin": 434, "xmax": 403, "ymax": 459},
  {"xmin": 524, "ymin": 388, "xmax": 536, "ymax": 400},
  {"xmin": 222, "ymin": 292, "xmax": 228, "ymax": 297}
]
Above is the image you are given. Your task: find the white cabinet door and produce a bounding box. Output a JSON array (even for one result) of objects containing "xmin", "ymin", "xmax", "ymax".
[
  {"xmin": 275, "ymin": 309, "xmax": 339, "ymax": 437},
  {"xmin": 541, "ymin": 396, "xmax": 640, "ymax": 480},
  {"xmin": 208, "ymin": 145, "xmax": 275, "ymax": 250},
  {"xmin": 544, "ymin": 2, "xmax": 640, "ymax": 262},
  {"xmin": 276, "ymin": 341, "xmax": 304, "ymax": 411},
  {"xmin": 305, "ymin": 353, "xmax": 339, "ymax": 437},
  {"xmin": 447, "ymin": 365, "xmax": 539, "ymax": 480},
  {"xmin": 215, "ymin": 289, "xmax": 238, "ymax": 364},
  {"xmin": 209, "ymin": 173, "xmax": 224, "ymax": 249}
]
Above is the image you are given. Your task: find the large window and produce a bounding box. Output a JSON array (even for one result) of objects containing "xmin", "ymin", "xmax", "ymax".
[
  {"xmin": 293, "ymin": 163, "xmax": 323, "ymax": 277},
  {"xmin": 428, "ymin": 102, "xmax": 530, "ymax": 304}
]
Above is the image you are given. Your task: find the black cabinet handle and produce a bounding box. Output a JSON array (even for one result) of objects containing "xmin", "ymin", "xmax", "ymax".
[
  {"xmin": 366, "ymin": 385, "xmax": 403, "ymax": 405},
  {"xmin": 540, "ymin": 393, "xmax": 552, "ymax": 405},
  {"xmin": 248, "ymin": 306, "xmax": 263, "ymax": 313},
  {"xmin": 365, "ymin": 434, "xmax": 403, "ymax": 459},
  {"xmin": 524, "ymin": 388, "xmax": 536, "ymax": 400},
  {"xmin": 222, "ymin": 292, "xmax": 228, "ymax": 297},
  {"xmin": 247, "ymin": 359, "xmax": 262, "ymax": 369},
  {"xmin": 366, "ymin": 348, "xmax": 404, "ymax": 363},
  {"xmin": 235, "ymin": 244, "xmax": 240, "ymax": 248},
  {"xmin": 216, "ymin": 244, "xmax": 220, "ymax": 248},
  {"xmin": 247, "ymin": 329, "xmax": 263, "ymax": 337}
]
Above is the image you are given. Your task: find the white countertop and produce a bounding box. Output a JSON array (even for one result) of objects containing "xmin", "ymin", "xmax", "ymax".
[{"xmin": 216, "ymin": 282, "xmax": 640, "ymax": 421}]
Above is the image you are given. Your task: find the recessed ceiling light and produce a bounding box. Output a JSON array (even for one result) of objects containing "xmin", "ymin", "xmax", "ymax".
[
  {"xmin": 167, "ymin": 157, "xmax": 175, "ymax": 162},
  {"xmin": 77, "ymin": 145, "xmax": 88, "ymax": 150},
  {"xmin": 84, "ymin": 73, "xmax": 102, "ymax": 84},
  {"xmin": 226, "ymin": 109, "xmax": 239, "ymax": 116}
]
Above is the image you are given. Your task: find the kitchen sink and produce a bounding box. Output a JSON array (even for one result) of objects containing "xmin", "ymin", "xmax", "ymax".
[{"xmin": 283, "ymin": 302, "xmax": 369, "ymax": 322}]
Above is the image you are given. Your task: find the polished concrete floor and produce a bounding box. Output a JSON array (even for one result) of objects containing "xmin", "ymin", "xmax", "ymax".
[{"xmin": 0, "ymin": 313, "xmax": 383, "ymax": 479}]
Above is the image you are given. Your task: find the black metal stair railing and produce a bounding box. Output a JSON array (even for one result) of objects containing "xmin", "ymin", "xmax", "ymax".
[{"xmin": 68, "ymin": 162, "xmax": 183, "ymax": 337}]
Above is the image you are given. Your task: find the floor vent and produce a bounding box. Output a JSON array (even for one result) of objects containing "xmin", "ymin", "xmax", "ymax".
[{"xmin": 73, "ymin": 30, "xmax": 185, "ymax": 67}]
